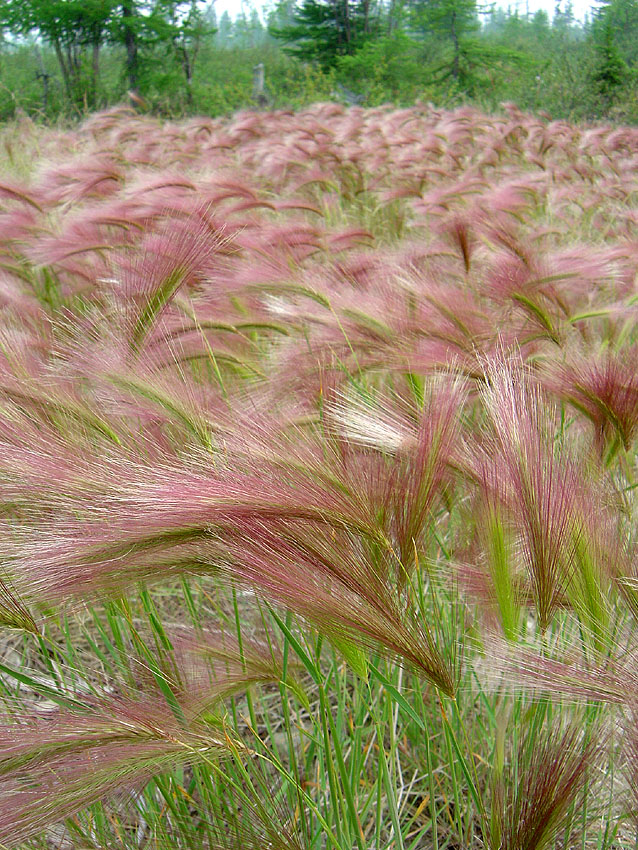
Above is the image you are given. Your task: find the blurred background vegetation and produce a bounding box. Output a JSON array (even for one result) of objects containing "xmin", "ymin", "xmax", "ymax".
[{"xmin": 0, "ymin": 0, "xmax": 636, "ymax": 125}]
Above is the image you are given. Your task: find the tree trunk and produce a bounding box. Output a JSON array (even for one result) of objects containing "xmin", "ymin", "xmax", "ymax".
[
  {"xmin": 334, "ymin": 0, "xmax": 351, "ymax": 55},
  {"xmin": 387, "ymin": 0, "xmax": 399, "ymax": 34},
  {"xmin": 177, "ymin": 44, "xmax": 194, "ymax": 106},
  {"xmin": 52, "ymin": 37, "xmax": 73, "ymax": 103},
  {"xmin": 66, "ymin": 43, "xmax": 83, "ymax": 106},
  {"xmin": 451, "ymin": 10, "xmax": 460, "ymax": 79},
  {"xmin": 122, "ymin": 0, "xmax": 139, "ymax": 92},
  {"xmin": 345, "ymin": 0, "xmax": 352, "ymax": 49},
  {"xmin": 91, "ymin": 41, "xmax": 100, "ymax": 108},
  {"xmin": 252, "ymin": 62, "xmax": 265, "ymax": 98},
  {"xmin": 35, "ymin": 45, "xmax": 50, "ymax": 112}
]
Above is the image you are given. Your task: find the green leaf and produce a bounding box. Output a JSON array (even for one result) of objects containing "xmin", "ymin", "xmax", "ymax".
[
  {"xmin": 368, "ymin": 663, "xmax": 424, "ymax": 730},
  {"xmin": 268, "ymin": 607, "xmax": 322, "ymax": 685},
  {"xmin": 0, "ymin": 660, "xmax": 88, "ymax": 711}
]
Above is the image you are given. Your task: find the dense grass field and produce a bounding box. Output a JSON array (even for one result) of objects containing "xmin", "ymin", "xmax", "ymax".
[{"xmin": 1, "ymin": 102, "xmax": 638, "ymax": 848}]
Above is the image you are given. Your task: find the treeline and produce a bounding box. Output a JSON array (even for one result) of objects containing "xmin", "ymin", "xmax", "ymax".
[{"xmin": 0, "ymin": 0, "xmax": 636, "ymax": 122}]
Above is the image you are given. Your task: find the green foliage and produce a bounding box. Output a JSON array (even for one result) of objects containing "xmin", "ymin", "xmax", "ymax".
[
  {"xmin": 592, "ymin": 17, "xmax": 627, "ymax": 99},
  {"xmin": 138, "ymin": 41, "xmax": 334, "ymax": 116},
  {"xmin": 336, "ymin": 33, "xmax": 424, "ymax": 103},
  {"xmin": 589, "ymin": 0, "xmax": 635, "ymax": 109},
  {"xmin": 270, "ymin": 0, "xmax": 381, "ymax": 70},
  {"xmin": 3, "ymin": 0, "xmax": 638, "ymax": 123},
  {"xmin": 594, "ymin": 0, "xmax": 638, "ymax": 64},
  {"xmin": 411, "ymin": 0, "xmax": 480, "ymax": 82},
  {"xmin": 0, "ymin": 0, "xmax": 117, "ymax": 108},
  {"xmin": 0, "ymin": 0, "xmax": 212, "ymax": 111}
]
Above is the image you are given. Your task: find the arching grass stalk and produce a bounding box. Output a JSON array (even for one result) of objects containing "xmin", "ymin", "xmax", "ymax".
[
  {"xmin": 439, "ymin": 692, "xmax": 487, "ymax": 845},
  {"xmin": 231, "ymin": 584, "xmax": 258, "ymax": 732},
  {"xmin": 209, "ymin": 727, "xmax": 346, "ymax": 850},
  {"xmin": 273, "ymin": 608, "xmax": 311, "ymax": 848}
]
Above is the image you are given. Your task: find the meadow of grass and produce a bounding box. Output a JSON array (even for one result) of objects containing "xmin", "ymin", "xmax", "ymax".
[{"xmin": 0, "ymin": 101, "xmax": 638, "ymax": 848}]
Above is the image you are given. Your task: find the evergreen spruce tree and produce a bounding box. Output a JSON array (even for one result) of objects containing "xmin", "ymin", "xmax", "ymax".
[{"xmin": 270, "ymin": 0, "xmax": 379, "ymax": 70}]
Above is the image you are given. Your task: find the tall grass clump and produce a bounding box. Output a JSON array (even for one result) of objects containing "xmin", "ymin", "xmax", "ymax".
[{"xmin": 1, "ymin": 101, "xmax": 638, "ymax": 847}]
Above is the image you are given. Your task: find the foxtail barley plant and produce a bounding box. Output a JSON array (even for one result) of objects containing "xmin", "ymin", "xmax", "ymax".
[{"xmin": 1, "ymin": 102, "xmax": 638, "ymax": 847}]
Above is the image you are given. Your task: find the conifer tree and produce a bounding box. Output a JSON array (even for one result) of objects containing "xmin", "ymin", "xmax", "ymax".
[{"xmin": 270, "ymin": 0, "xmax": 379, "ymax": 70}]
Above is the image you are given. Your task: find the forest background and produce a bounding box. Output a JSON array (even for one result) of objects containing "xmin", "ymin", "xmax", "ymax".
[{"xmin": 0, "ymin": 0, "xmax": 636, "ymax": 125}]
